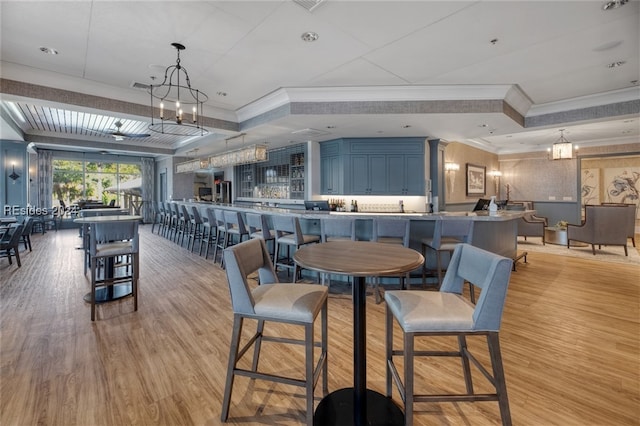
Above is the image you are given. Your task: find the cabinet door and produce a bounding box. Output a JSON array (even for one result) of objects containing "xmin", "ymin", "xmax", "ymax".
[
  {"xmin": 404, "ymin": 155, "xmax": 424, "ymax": 194},
  {"xmin": 321, "ymin": 155, "xmax": 342, "ymax": 194},
  {"xmin": 386, "ymin": 155, "xmax": 405, "ymax": 194},
  {"xmin": 368, "ymin": 155, "xmax": 387, "ymax": 194},
  {"xmin": 349, "ymin": 155, "xmax": 369, "ymax": 194}
]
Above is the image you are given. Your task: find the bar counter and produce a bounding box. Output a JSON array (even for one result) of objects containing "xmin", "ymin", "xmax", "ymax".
[{"xmin": 177, "ymin": 201, "xmax": 526, "ymax": 271}]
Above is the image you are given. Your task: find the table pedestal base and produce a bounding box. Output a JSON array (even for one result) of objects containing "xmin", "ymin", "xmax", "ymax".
[
  {"xmin": 314, "ymin": 388, "xmax": 404, "ymax": 426},
  {"xmin": 83, "ymin": 285, "xmax": 132, "ymax": 304}
]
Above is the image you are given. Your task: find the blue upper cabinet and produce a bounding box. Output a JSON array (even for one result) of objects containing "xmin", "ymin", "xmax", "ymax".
[
  {"xmin": 320, "ymin": 138, "xmax": 425, "ymax": 196},
  {"xmin": 320, "ymin": 140, "xmax": 344, "ymax": 195}
]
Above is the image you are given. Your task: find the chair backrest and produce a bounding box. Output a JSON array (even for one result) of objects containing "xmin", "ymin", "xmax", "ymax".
[
  {"xmin": 601, "ymin": 203, "xmax": 637, "ymax": 238},
  {"xmin": 577, "ymin": 204, "xmax": 630, "ymax": 243},
  {"xmin": 170, "ymin": 203, "xmax": 179, "ymax": 217},
  {"xmin": 109, "ymin": 199, "xmax": 116, "ymax": 207},
  {"xmin": 205, "ymin": 208, "xmax": 217, "ymax": 229},
  {"xmin": 191, "ymin": 206, "xmax": 203, "ymax": 224},
  {"xmin": 246, "ymin": 212, "xmax": 273, "ymax": 240},
  {"xmin": 223, "ymin": 238, "xmax": 279, "ymax": 315},
  {"xmin": 372, "ymin": 218, "xmax": 410, "ymax": 246},
  {"xmin": 214, "ymin": 209, "xmax": 227, "ymax": 230},
  {"xmin": 272, "ymin": 215, "xmax": 304, "ymax": 244},
  {"xmin": 90, "ymin": 221, "xmax": 139, "ymax": 256},
  {"xmin": 321, "ymin": 218, "xmax": 356, "ymax": 242},
  {"xmin": 180, "ymin": 204, "xmax": 191, "ymax": 221},
  {"xmin": 21, "ymin": 217, "xmax": 34, "ymax": 236},
  {"xmin": 441, "ymin": 243, "xmax": 513, "ymax": 331},
  {"xmin": 224, "ymin": 210, "xmax": 247, "ymax": 233},
  {"xmin": 1, "ymin": 224, "xmax": 24, "ymax": 248},
  {"xmin": 430, "ymin": 218, "xmax": 474, "ymax": 248}
]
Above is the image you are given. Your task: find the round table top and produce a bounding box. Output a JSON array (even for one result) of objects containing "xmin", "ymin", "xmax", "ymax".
[
  {"xmin": 73, "ymin": 215, "xmax": 142, "ymax": 224},
  {"xmin": 294, "ymin": 240, "xmax": 424, "ymax": 277}
]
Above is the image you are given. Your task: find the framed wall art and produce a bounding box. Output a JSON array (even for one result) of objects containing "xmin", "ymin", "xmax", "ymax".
[{"xmin": 466, "ymin": 163, "xmax": 486, "ymax": 196}]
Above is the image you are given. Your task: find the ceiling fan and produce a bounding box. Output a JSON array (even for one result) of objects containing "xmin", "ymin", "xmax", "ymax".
[{"xmin": 89, "ymin": 120, "xmax": 151, "ymax": 141}]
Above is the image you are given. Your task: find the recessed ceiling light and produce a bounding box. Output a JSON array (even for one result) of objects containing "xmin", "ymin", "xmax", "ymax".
[
  {"xmin": 216, "ymin": 91, "xmax": 227, "ymax": 97},
  {"xmin": 607, "ymin": 61, "xmax": 626, "ymax": 68},
  {"xmin": 479, "ymin": 124, "xmax": 488, "ymax": 128},
  {"xmin": 602, "ymin": 0, "xmax": 627, "ymax": 10},
  {"xmin": 39, "ymin": 46, "xmax": 58, "ymax": 55},
  {"xmin": 326, "ymin": 125, "xmax": 335, "ymax": 129},
  {"xmin": 490, "ymin": 38, "xmax": 498, "ymax": 45},
  {"xmin": 301, "ymin": 32, "xmax": 319, "ymax": 42},
  {"xmin": 402, "ymin": 124, "xmax": 411, "ymax": 128}
]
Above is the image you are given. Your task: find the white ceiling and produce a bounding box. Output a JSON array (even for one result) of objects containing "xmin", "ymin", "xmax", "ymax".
[{"xmin": 1, "ymin": 0, "xmax": 639, "ymax": 158}]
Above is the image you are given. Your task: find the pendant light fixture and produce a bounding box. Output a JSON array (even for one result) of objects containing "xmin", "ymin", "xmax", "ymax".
[
  {"xmin": 548, "ymin": 129, "xmax": 575, "ymax": 160},
  {"xmin": 148, "ymin": 43, "xmax": 209, "ymax": 136}
]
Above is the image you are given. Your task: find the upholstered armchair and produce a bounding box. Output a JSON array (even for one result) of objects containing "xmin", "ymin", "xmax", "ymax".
[
  {"xmin": 601, "ymin": 203, "xmax": 636, "ymax": 247},
  {"xmin": 517, "ymin": 215, "xmax": 546, "ymax": 244},
  {"xmin": 567, "ymin": 205, "xmax": 630, "ymax": 256}
]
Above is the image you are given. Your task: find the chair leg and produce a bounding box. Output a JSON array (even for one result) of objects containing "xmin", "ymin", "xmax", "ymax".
[
  {"xmin": 487, "ymin": 332, "xmax": 512, "ymax": 426},
  {"xmin": 458, "ymin": 335, "xmax": 474, "ymax": 394},
  {"xmin": 221, "ymin": 315, "xmax": 243, "ymax": 422},
  {"xmin": 13, "ymin": 248, "xmax": 21, "ymax": 267},
  {"xmin": 385, "ymin": 305, "xmax": 393, "ymax": 397},
  {"xmin": 251, "ymin": 320, "xmax": 265, "ymax": 372},
  {"xmin": 305, "ymin": 322, "xmax": 315, "ymax": 426},
  {"xmin": 404, "ymin": 331, "xmax": 415, "ymax": 426}
]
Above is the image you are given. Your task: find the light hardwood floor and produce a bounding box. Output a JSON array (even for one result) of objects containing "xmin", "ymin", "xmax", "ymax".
[{"xmin": 1, "ymin": 226, "xmax": 638, "ymax": 425}]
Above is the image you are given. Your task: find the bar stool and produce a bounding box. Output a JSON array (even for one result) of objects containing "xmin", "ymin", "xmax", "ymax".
[
  {"xmin": 177, "ymin": 205, "xmax": 191, "ymax": 247},
  {"xmin": 201, "ymin": 208, "xmax": 218, "ymax": 259},
  {"xmin": 220, "ymin": 238, "xmax": 328, "ymax": 425},
  {"xmin": 187, "ymin": 206, "xmax": 205, "ymax": 252},
  {"xmin": 223, "ymin": 210, "xmax": 250, "ymax": 253},
  {"xmin": 246, "ymin": 212, "xmax": 276, "ymax": 263},
  {"xmin": 371, "ymin": 218, "xmax": 411, "ymax": 303},
  {"xmin": 88, "ymin": 221, "xmax": 139, "ymax": 321},
  {"xmin": 168, "ymin": 203, "xmax": 180, "ymax": 241},
  {"xmin": 385, "ymin": 244, "xmax": 513, "ymax": 425},
  {"xmin": 421, "ymin": 218, "xmax": 474, "ymax": 289},
  {"xmin": 212, "ymin": 209, "xmax": 228, "ymax": 266},
  {"xmin": 272, "ymin": 215, "xmax": 320, "ymax": 282}
]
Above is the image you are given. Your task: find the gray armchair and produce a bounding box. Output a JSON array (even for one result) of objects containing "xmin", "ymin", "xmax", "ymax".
[
  {"xmin": 567, "ymin": 204, "xmax": 630, "ymax": 256},
  {"xmin": 517, "ymin": 215, "xmax": 546, "ymax": 244},
  {"xmin": 601, "ymin": 203, "xmax": 636, "ymax": 247}
]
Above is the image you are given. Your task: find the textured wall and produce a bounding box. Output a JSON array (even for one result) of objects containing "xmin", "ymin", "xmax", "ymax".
[{"xmin": 443, "ymin": 142, "xmax": 500, "ymax": 203}]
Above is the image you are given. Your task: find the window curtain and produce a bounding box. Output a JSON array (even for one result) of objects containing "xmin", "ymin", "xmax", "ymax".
[
  {"xmin": 141, "ymin": 157, "xmax": 155, "ymax": 223},
  {"xmin": 37, "ymin": 149, "xmax": 53, "ymax": 209}
]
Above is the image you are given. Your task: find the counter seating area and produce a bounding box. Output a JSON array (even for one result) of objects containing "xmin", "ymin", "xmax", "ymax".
[{"xmin": 2, "ymin": 222, "xmax": 638, "ymax": 425}]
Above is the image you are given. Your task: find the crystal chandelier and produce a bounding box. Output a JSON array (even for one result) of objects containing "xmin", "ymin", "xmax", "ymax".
[{"xmin": 148, "ymin": 43, "xmax": 209, "ymax": 137}]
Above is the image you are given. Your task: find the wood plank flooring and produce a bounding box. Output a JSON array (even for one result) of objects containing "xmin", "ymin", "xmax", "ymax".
[{"xmin": 1, "ymin": 226, "xmax": 638, "ymax": 425}]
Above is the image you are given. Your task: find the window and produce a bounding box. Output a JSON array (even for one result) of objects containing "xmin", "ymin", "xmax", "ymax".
[{"xmin": 53, "ymin": 159, "xmax": 142, "ymax": 208}]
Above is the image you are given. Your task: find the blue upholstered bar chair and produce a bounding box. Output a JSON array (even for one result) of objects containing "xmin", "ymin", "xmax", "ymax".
[
  {"xmin": 187, "ymin": 206, "xmax": 205, "ymax": 252},
  {"xmin": 177, "ymin": 204, "xmax": 191, "ymax": 247},
  {"xmin": 319, "ymin": 217, "xmax": 356, "ymax": 286},
  {"xmin": 272, "ymin": 215, "xmax": 320, "ymax": 282},
  {"xmin": 385, "ymin": 243, "xmax": 513, "ymax": 426},
  {"xmin": 223, "ymin": 210, "xmax": 250, "ymax": 250},
  {"xmin": 200, "ymin": 208, "xmax": 218, "ymax": 259},
  {"xmin": 246, "ymin": 212, "xmax": 276, "ymax": 263},
  {"xmin": 212, "ymin": 209, "xmax": 228, "ymax": 266},
  {"xmin": 168, "ymin": 203, "xmax": 180, "ymax": 241},
  {"xmin": 421, "ymin": 218, "xmax": 474, "ymax": 289},
  {"xmin": 371, "ymin": 218, "xmax": 411, "ymax": 303},
  {"xmin": 220, "ymin": 238, "xmax": 328, "ymax": 426},
  {"xmin": 88, "ymin": 221, "xmax": 139, "ymax": 321}
]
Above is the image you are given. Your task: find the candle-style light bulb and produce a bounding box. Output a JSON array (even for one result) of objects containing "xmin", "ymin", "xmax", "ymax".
[
  {"xmin": 160, "ymin": 102, "xmax": 164, "ymax": 119},
  {"xmin": 192, "ymin": 106, "xmax": 197, "ymax": 123}
]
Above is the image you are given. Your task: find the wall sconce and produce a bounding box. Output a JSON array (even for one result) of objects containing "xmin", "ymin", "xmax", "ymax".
[
  {"xmin": 8, "ymin": 162, "xmax": 20, "ymax": 183},
  {"xmin": 489, "ymin": 170, "xmax": 502, "ymax": 195},
  {"xmin": 444, "ymin": 162, "xmax": 460, "ymax": 194}
]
